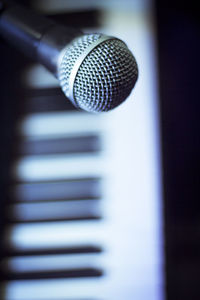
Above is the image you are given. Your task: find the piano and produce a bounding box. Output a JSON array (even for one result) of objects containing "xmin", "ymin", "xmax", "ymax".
[{"xmin": 3, "ymin": 0, "xmax": 199, "ymax": 299}]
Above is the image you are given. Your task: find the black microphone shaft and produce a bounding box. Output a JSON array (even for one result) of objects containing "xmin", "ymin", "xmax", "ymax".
[{"xmin": 0, "ymin": 2, "xmax": 81, "ymax": 75}]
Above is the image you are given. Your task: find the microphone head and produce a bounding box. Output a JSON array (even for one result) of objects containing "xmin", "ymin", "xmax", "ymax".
[{"xmin": 58, "ymin": 33, "xmax": 138, "ymax": 112}]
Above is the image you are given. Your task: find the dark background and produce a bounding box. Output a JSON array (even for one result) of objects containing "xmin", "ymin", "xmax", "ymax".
[{"xmin": 155, "ymin": 1, "xmax": 200, "ymax": 299}]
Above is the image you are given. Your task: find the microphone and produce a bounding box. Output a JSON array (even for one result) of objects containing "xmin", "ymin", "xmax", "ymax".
[{"xmin": 0, "ymin": 2, "xmax": 138, "ymax": 112}]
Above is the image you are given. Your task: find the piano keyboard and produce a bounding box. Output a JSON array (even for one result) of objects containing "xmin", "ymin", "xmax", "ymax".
[{"xmin": 0, "ymin": 0, "xmax": 164, "ymax": 299}]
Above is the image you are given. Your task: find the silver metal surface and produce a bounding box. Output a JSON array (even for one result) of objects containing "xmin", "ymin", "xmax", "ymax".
[
  {"xmin": 58, "ymin": 33, "xmax": 138, "ymax": 112},
  {"xmin": 58, "ymin": 33, "xmax": 102, "ymax": 107},
  {"xmin": 68, "ymin": 35, "xmax": 114, "ymax": 105}
]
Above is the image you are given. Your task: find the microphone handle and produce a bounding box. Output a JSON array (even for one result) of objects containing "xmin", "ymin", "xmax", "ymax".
[{"xmin": 0, "ymin": 2, "xmax": 82, "ymax": 75}]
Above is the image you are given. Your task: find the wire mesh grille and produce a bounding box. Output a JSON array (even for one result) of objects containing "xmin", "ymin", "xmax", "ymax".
[
  {"xmin": 58, "ymin": 34, "xmax": 102, "ymax": 99},
  {"xmin": 58, "ymin": 34, "xmax": 138, "ymax": 112}
]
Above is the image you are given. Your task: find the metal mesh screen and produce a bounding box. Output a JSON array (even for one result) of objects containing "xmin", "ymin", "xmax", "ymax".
[{"xmin": 58, "ymin": 34, "xmax": 138, "ymax": 112}]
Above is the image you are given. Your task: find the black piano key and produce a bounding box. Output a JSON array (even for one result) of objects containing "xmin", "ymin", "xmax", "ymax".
[
  {"xmin": 19, "ymin": 87, "xmax": 76, "ymax": 114},
  {"xmin": 6, "ymin": 200, "xmax": 101, "ymax": 223},
  {"xmin": 4, "ymin": 247, "xmax": 103, "ymax": 258},
  {"xmin": 9, "ymin": 178, "xmax": 102, "ymax": 202},
  {"xmin": 48, "ymin": 9, "xmax": 101, "ymax": 29},
  {"xmin": 2, "ymin": 268, "xmax": 103, "ymax": 280},
  {"xmin": 1, "ymin": 251, "xmax": 104, "ymax": 280},
  {"xmin": 15, "ymin": 135, "xmax": 101, "ymax": 156},
  {"xmin": 4, "ymin": 246, "xmax": 102, "ymax": 257}
]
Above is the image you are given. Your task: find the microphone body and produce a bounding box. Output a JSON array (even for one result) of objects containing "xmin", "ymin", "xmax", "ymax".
[
  {"xmin": 0, "ymin": 3, "xmax": 82, "ymax": 75},
  {"xmin": 0, "ymin": 2, "xmax": 138, "ymax": 112}
]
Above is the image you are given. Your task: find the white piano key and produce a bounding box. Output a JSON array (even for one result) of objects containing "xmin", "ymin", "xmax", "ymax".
[
  {"xmin": 2, "ymin": 277, "xmax": 105, "ymax": 300},
  {"xmin": 18, "ymin": 111, "xmax": 105, "ymax": 138},
  {"xmin": 13, "ymin": 153, "xmax": 107, "ymax": 182},
  {"xmin": 4, "ymin": 218, "xmax": 162, "ymax": 266},
  {"xmin": 5, "ymin": 220, "xmax": 106, "ymax": 251},
  {"xmin": 2, "ymin": 274, "xmax": 163, "ymax": 300}
]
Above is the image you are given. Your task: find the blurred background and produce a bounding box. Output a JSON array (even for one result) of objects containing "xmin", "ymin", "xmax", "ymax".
[{"xmin": 0, "ymin": 0, "xmax": 199, "ymax": 299}]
